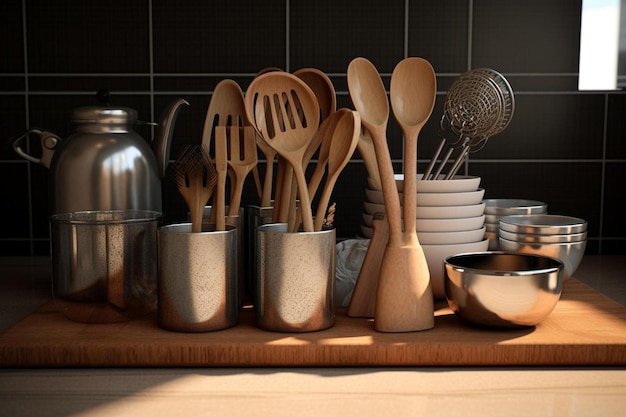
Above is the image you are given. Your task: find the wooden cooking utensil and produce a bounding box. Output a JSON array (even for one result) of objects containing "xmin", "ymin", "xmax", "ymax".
[
  {"xmin": 357, "ymin": 127, "xmax": 382, "ymax": 190},
  {"xmin": 172, "ymin": 145, "xmax": 217, "ymax": 233},
  {"xmin": 390, "ymin": 57, "xmax": 437, "ymax": 234},
  {"xmin": 244, "ymin": 72, "xmax": 320, "ymax": 232},
  {"xmin": 347, "ymin": 57, "xmax": 433, "ymax": 332},
  {"xmin": 313, "ymin": 110, "xmax": 360, "ymax": 231},
  {"xmin": 255, "ymin": 132, "xmax": 277, "ymax": 207},
  {"xmin": 201, "ymin": 79, "xmax": 248, "ymax": 230},
  {"xmin": 227, "ymin": 126, "xmax": 258, "ymax": 219},
  {"xmin": 213, "ymin": 126, "xmax": 228, "ymax": 231},
  {"xmin": 347, "ymin": 212, "xmax": 388, "ymax": 318},
  {"xmin": 286, "ymin": 104, "xmax": 343, "ymax": 232},
  {"xmin": 294, "ymin": 67, "xmax": 337, "ymax": 122},
  {"xmin": 347, "ymin": 58, "xmax": 402, "ymax": 238},
  {"xmin": 305, "ymin": 109, "xmax": 349, "ymax": 204}
]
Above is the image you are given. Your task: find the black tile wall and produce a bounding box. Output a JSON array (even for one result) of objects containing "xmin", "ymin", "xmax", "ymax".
[{"xmin": 1, "ymin": 0, "xmax": 625, "ymax": 256}]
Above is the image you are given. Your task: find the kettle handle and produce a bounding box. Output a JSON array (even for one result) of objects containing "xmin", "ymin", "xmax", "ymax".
[{"xmin": 11, "ymin": 128, "xmax": 61, "ymax": 169}]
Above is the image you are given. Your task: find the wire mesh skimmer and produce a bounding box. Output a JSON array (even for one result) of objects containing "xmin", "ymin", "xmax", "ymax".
[{"xmin": 423, "ymin": 68, "xmax": 514, "ymax": 180}]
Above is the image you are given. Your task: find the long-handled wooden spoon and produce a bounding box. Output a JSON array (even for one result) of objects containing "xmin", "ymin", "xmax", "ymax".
[
  {"xmin": 245, "ymin": 72, "xmax": 320, "ymax": 232},
  {"xmin": 347, "ymin": 57, "xmax": 402, "ymax": 238},
  {"xmin": 348, "ymin": 57, "xmax": 433, "ymax": 332},
  {"xmin": 313, "ymin": 110, "xmax": 360, "ymax": 231},
  {"xmin": 390, "ymin": 57, "xmax": 437, "ymax": 234}
]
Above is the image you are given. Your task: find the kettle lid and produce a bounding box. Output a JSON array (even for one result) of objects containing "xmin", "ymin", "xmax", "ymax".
[{"xmin": 71, "ymin": 106, "xmax": 138, "ymax": 126}]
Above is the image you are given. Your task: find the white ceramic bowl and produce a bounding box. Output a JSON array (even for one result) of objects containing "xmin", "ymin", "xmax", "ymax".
[
  {"xmin": 362, "ymin": 212, "xmax": 487, "ymax": 230},
  {"xmin": 417, "ymin": 227, "xmax": 486, "ymax": 245},
  {"xmin": 364, "ymin": 188, "xmax": 485, "ymax": 206},
  {"xmin": 363, "ymin": 201, "xmax": 485, "ymax": 219},
  {"xmin": 422, "ymin": 238, "xmax": 490, "ymax": 299},
  {"xmin": 368, "ymin": 174, "xmax": 481, "ymax": 193}
]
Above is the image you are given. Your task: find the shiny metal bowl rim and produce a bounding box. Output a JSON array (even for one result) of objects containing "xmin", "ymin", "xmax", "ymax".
[
  {"xmin": 482, "ymin": 199, "xmax": 548, "ymax": 215},
  {"xmin": 499, "ymin": 214, "xmax": 587, "ymax": 234},
  {"xmin": 444, "ymin": 250, "xmax": 564, "ymax": 276}
]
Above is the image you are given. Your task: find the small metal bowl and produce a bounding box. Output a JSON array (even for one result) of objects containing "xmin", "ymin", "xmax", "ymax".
[
  {"xmin": 499, "ymin": 214, "xmax": 587, "ymax": 235},
  {"xmin": 483, "ymin": 199, "xmax": 548, "ymax": 216},
  {"xmin": 499, "ymin": 229, "xmax": 588, "ymax": 244},
  {"xmin": 444, "ymin": 251, "xmax": 564, "ymax": 328},
  {"xmin": 498, "ymin": 237, "xmax": 586, "ymax": 280}
]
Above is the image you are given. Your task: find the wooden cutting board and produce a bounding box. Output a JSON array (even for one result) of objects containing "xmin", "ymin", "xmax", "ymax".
[{"xmin": 1, "ymin": 279, "xmax": 625, "ymax": 367}]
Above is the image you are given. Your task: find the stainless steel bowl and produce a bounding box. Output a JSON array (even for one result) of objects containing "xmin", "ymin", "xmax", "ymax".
[
  {"xmin": 499, "ymin": 229, "xmax": 588, "ymax": 243},
  {"xmin": 483, "ymin": 199, "xmax": 548, "ymax": 216},
  {"xmin": 499, "ymin": 214, "xmax": 587, "ymax": 235},
  {"xmin": 498, "ymin": 237, "xmax": 586, "ymax": 280},
  {"xmin": 444, "ymin": 251, "xmax": 564, "ymax": 328}
]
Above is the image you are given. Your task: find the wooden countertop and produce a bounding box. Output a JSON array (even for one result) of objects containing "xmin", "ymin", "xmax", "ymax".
[{"xmin": 1, "ymin": 255, "xmax": 625, "ymax": 417}]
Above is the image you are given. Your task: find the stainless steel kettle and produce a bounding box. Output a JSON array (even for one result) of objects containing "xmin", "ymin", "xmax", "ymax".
[{"xmin": 12, "ymin": 97, "xmax": 188, "ymax": 214}]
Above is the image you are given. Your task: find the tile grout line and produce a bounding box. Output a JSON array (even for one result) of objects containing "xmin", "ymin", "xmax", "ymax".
[
  {"xmin": 148, "ymin": 0, "xmax": 155, "ymax": 137},
  {"xmin": 599, "ymin": 94, "xmax": 608, "ymax": 254},
  {"xmin": 285, "ymin": 0, "xmax": 290, "ymax": 72},
  {"xmin": 21, "ymin": 0, "xmax": 34, "ymax": 256}
]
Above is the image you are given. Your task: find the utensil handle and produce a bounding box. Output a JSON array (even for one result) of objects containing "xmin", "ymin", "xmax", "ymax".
[
  {"xmin": 214, "ymin": 127, "xmax": 228, "ymax": 231},
  {"xmin": 422, "ymin": 137, "xmax": 446, "ymax": 180},
  {"xmin": 430, "ymin": 146, "xmax": 454, "ymax": 180},
  {"xmin": 444, "ymin": 146, "xmax": 470, "ymax": 180}
]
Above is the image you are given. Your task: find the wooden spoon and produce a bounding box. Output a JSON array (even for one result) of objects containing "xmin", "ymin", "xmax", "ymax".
[
  {"xmin": 390, "ymin": 57, "xmax": 437, "ymax": 234},
  {"xmin": 313, "ymin": 110, "xmax": 360, "ymax": 231},
  {"xmin": 357, "ymin": 127, "xmax": 382, "ymax": 190},
  {"xmin": 294, "ymin": 68, "xmax": 337, "ymax": 122},
  {"xmin": 347, "ymin": 57, "xmax": 433, "ymax": 332},
  {"xmin": 347, "ymin": 57, "xmax": 402, "ymax": 238},
  {"xmin": 245, "ymin": 72, "xmax": 320, "ymax": 232}
]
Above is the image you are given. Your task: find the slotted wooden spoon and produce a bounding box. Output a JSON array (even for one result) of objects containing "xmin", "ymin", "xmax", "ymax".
[{"xmin": 245, "ymin": 72, "xmax": 320, "ymax": 232}]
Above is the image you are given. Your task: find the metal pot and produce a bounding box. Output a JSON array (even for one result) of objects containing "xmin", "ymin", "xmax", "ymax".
[
  {"xmin": 50, "ymin": 210, "xmax": 162, "ymax": 323},
  {"xmin": 12, "ymin": 94, "xmax": 188, "ymax": 214}
]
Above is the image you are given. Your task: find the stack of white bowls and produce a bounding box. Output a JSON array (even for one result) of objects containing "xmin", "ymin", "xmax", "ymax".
[
  {"xmin": 483, "ymin": 199, "xmax": 548, "ymax": 250},
  {"xmin": 498, "ymin": 214, "xmax": 587, "ymax": 280},
  {"xmin": 361, "ymin": 174, "xmax": 490, "ymax": 299}
]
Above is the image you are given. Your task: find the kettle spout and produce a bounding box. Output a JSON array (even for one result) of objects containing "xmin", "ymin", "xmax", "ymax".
[{"xmin": 153, "ymin": 98, "xmax": 189, "ymax": 178}]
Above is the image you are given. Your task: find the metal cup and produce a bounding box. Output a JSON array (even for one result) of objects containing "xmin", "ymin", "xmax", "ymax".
[
  {"xmin": 245, "ymin": 204, "xmax": 274, "ymax": 302},
  {"xmin": 157, "ymin": 223, "xmax": 238, "ymax": 332},
  {"xmin": 255, "ymin": 223, "xmax": 336, "ymax": 332},
  {"xmin": 199, "ymin": 206, "xmax": 246, "ymax": 305}
]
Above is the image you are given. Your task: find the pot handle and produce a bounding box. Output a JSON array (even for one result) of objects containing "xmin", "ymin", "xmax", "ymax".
[{"xmin": 11, "ymin": 128, "xmax": 60, "ymax": 169}]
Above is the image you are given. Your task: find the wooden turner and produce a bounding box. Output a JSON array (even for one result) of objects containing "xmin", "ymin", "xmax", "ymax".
[{"xmin": 227, "ymin": 126, "xmax": 258, "ymax": 219}]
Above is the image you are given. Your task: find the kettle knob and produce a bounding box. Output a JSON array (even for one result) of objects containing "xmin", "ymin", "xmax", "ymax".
[{"xmin": 96, "ymin": 89, "xmax": 111, "ymax": 106}]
